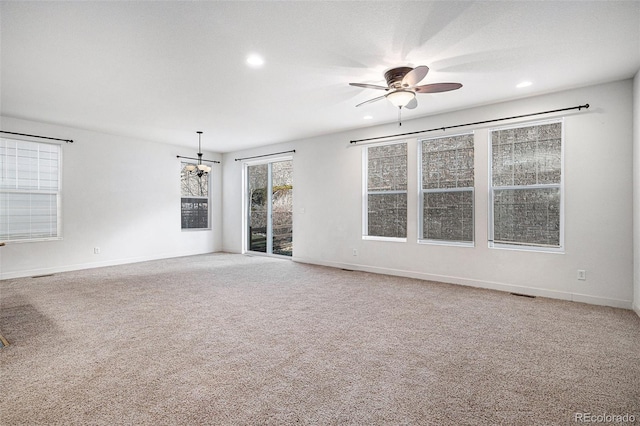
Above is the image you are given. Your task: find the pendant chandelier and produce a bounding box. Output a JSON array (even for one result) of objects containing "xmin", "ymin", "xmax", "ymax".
[{"xmin": 184, "ymin": 131, "xmax": 212, "ymax": 177}]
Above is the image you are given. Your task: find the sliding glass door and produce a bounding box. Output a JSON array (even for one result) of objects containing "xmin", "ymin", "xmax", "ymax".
[
  {"xmin": 248, "ymin": 164, "xmax": 269, "ymax": 253},
  {"xmin": 246, "ymin": 159, "xmax": 293, "ymax": 256}
]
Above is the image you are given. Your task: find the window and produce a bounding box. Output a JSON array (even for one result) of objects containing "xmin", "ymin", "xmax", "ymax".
[
  {"xmin": 181, "ymin": 162, "xmax": 209, "ymax": 229},
  {"xmin": 419, "ymin": 133, "xmax": 474, "ymax": 244},
  {"xmin": 363, "ymin": 141, "xmax": 407, "ymax": 240},
  {"xmin": 489, "ymin": 120, "xmax": 563, "ymax": 250},
  {"xmin": 0, "ymin": 138, "xmax": 61, "ymax": 242}
]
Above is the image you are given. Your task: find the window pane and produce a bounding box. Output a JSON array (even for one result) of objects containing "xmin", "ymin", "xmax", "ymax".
[
  {"xmin": 423, "ymin": 191, "xmax": 473, "ymax": 242},
  {"xmin": 0, "ymin": 192, "xmax": 58, "ymax": 240},
  {"xmin": 493, "ymin": 187, "xmax": 560, "ymax": 247},
  {"xmin": 271, "ymin": 160, "xmax": 293, "ymax": 256},
  {"xmin": 367, "ymin": 143, "xmax": 407, "ymax": 191},
  {"xmin": 180, "ymin": 163, "xmax": 208, "ymax": 197},
  {"xmin": 248, "ymin": 164, "xmax": 268, "ymax": 252},
  {"xmin": 367, "ymin": 193, "xmax": 407, "ymax": 238},
  {"xmin": 492, "ymin": 122, "xmax": 561, "ymax": 186},
  {"xmin": 181, "ymin": 197, "xmax": 209, "ymax": 229},
  {"xmin": 422, "ymin": 134, "xmax": 474, "ymax": 189}
]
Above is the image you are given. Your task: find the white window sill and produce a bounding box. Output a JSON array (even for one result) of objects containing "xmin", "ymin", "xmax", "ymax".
[{"xmin": 362, "ymin": 236, "xmax": 407, "ymax": 243}]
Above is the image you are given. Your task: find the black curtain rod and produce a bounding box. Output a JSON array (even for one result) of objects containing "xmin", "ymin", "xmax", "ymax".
[
  {"xmin": 176, "ymin": 155, "xmax": 220, "ymax": 164},
  {"xmin": 349, "ymin": 103, "xmax": 590, "ymax": 144},
  {"xmin": 0, "ymin": 130, "xmax": 74, "ymax": 143},
  {"xmin": 235, "ymin": 149, "xmax": 296, "ymax": 162}
]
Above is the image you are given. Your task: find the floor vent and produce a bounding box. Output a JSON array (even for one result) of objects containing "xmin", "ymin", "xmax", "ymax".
[
  {"xmin": 31, "ymin": 274, "xmax": 54, "ymax": 279},
  {"xmin": 510, "ymin": 292, "xmax": 536, "ymax": 298}
]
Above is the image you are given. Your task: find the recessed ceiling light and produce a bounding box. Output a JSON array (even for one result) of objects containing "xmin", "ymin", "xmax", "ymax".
[
  {"xmin": 246, "ymin": 54, "xmax": 264, "ymax": 68},
  {"xmin": 517, "ymin": 81, "xmax": 532, "ymax": 88},
  {"xmin": 363, "ymin": 115, "xmax": 373, "ymax": 120}
]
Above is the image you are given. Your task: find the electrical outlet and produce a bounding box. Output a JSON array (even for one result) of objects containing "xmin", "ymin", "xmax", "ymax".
[
  {"xmin": 352, "ymin": 249, "xmax": 358, "ymax": 256},
  {"xmin": 577, "ymin": 269, "xmax": 586, "ymax": 281},
  {"xmin": 94, "ymin": 247, "xmax": 101, "ymax": 255}
]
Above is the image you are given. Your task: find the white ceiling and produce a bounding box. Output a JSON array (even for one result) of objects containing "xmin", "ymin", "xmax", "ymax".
[{"xmin": 2, "ymin": 1, "xmax": 639, "ymax": 153}]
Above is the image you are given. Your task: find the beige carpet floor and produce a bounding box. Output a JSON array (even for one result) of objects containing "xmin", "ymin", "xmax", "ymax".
[{"xmin": 1, "ymin": 253, "xmax": 639, "ymax": 425}]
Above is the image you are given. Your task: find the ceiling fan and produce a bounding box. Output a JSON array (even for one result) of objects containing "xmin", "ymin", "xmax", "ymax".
[{"xmin": 349, "ymin": 65, "xmax": 462, "ymax": 110}]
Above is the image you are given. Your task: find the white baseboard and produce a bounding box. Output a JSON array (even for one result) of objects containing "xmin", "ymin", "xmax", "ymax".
[
  {"xmin": 5, "ymin": 252, "xmax": 635, "ymax": 312},
  {"xmin": 0, "ymin": 250, "xmax": 216, "ymax": 280},
  {"xmin": 292, "ymin": 256, "xmax": 633, "ymax": 310}
]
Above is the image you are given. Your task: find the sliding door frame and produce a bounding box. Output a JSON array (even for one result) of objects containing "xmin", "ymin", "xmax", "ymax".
[{"xmin": 242, "ymin": 155, "xmax": 293, "ymax": 257}]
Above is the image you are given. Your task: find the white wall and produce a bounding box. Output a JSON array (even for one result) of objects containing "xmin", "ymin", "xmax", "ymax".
[
  {"xmin": 634, "ymin": 70, "xmax": 640, "ymax": 317},
  {"xmin": 0, "ymin": 117, "xmax": 222, "ymax": 279},
  {"xmin": 223, "ymin": 79, "xmax": 634, "ymax": 309}
]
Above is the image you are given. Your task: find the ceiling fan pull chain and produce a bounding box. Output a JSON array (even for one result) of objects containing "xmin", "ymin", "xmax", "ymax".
[{"xmin": 398, "ymin": 106, "xmax": 402, "ymax": 126}]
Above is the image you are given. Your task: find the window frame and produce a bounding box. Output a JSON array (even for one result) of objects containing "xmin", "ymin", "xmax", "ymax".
[
  {"xmin": 488, "ymin": 119, "xmax": 565, "ymax": 253},
  {"xmin": 362, "ymin": 140, "xmax": 408, "ymax": 242},
  {"xmin": 418, "ymin": 132, "xmax": 475, "ymax": 247},
  {"xmin": 180, "ymin": 161, "xmax": 211, "ymax": 231},
  {"xmin": 0, "ymin": 137, "xmax": 63, "ymax": 243}
]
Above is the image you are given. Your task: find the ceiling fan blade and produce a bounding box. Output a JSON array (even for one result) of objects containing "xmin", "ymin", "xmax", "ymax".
[
  {"xmin": 405, "ymin": 97, "xmax": 418, "ymax": 109},
  {"xmin": 356, "ymin": 95, "xmax": 386, "ymax": 107},
  {"xmin": 349, "ymin": 82, "xmax": 390, "ymax": 91},
  {"xmin": 401, "ymin": 65, "xmax": 429, "ymax": 87},
  {"xmin": 414, "ymin": 83, "xmax": 462, "ymax": 93}
]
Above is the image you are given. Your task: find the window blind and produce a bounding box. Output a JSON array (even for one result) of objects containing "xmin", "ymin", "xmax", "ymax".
[{"xmin": 0, "ymin": 138, "xmax": 61, "ymax": 241}]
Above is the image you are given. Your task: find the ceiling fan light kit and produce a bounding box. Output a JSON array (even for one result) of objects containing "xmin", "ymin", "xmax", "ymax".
[{"xmin": 386, "ymin": 90, "xmax": 416, "ymax": 108}]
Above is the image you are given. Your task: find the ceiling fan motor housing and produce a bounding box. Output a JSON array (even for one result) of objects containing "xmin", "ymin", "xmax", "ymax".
[{"xmin": 384, "ymin": 67, "xmax": 413, "ymax": 88}]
